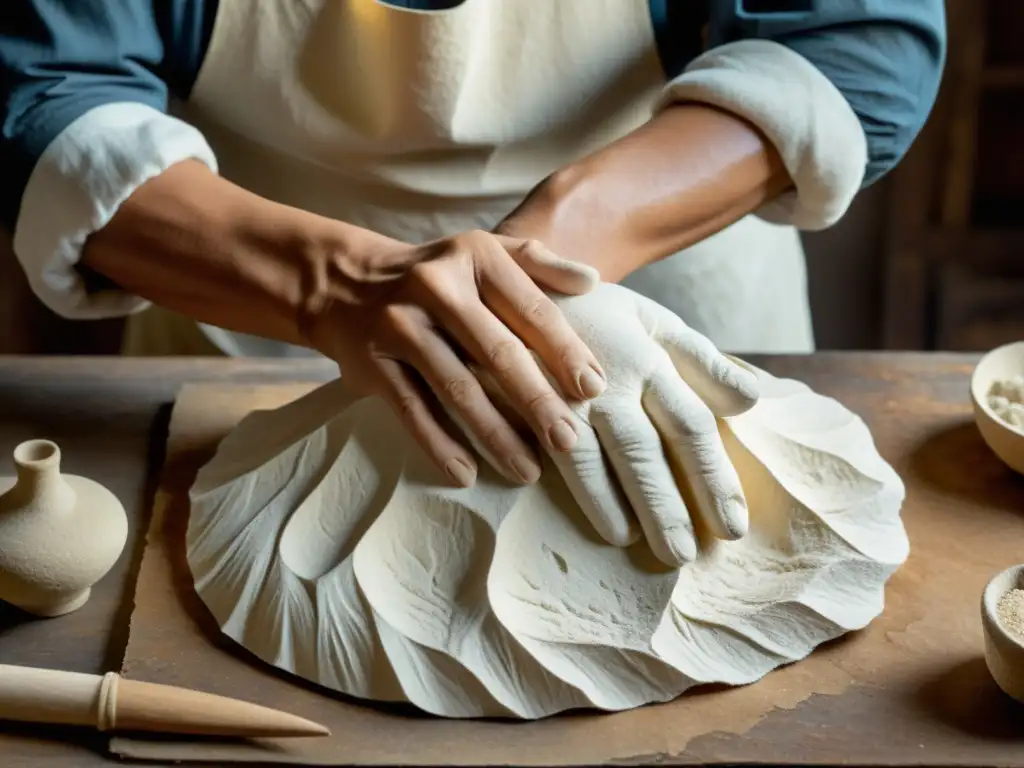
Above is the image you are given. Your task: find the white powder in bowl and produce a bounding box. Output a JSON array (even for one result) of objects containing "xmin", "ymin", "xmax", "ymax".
[
  {"xmin": 987, "ymin": 375, "xmax": 1024, "ymax": 430},
  {"xmin": 997, "ymin": 588, "xmax": 1024, "ymax": 642}
]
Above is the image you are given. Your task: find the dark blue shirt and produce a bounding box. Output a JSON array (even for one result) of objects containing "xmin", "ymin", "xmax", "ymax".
[{"xmin": 0, "ymin": 0, "xmax": 946, "ymax": 233}]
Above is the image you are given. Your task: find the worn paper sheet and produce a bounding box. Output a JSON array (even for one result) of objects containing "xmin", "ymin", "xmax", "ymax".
[{"xmin": 112, "ymin": 382, "xmax": 1024, "ymax": 765}]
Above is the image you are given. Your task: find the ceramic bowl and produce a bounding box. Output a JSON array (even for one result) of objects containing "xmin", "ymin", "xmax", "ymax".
[
  {"xmin": 982, "ymin": 564, "xmax": 1024, "ymax": 702},
  {"xmin": 970, "ymin": 341, "xmax": 1024, "ymax": 474}
]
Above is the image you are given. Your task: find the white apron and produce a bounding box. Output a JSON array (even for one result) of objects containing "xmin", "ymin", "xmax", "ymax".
[{"xmin": 126, "ymin": 0, "xmax": 814, "ymax": 356}]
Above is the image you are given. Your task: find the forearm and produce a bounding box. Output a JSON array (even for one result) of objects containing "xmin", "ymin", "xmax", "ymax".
[
  {"xmin": 496, "ymin": 103, "xmax": 792, "ymax": 282},
  {"xmin": 79, "ymin": 159, "xmax": 383, "ymax": 347}
]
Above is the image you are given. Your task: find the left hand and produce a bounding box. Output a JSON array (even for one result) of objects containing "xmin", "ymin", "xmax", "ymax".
[{"xmin": 304, "ymin": 229, "xmax": 604, "ymax": 489}]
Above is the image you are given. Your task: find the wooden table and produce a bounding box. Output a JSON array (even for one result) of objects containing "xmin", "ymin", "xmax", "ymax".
[{"xmin": 0, "ymin": 352, "xmax": 1010, "ymax": 767}]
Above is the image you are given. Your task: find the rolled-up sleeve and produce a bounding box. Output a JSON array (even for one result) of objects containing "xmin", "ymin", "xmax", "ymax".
[
  {"xmin": 655, "ymin": 0, "xmax": 946, "ymax": 230},
  {"xmin": 0, "ymin": 0, "xmax": 217, "ymax": 319}
]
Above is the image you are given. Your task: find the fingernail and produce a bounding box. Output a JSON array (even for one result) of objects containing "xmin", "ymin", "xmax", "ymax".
[
  {"xmin": 547, "ymin": 420, "xmax": 578, "ymax": 452},
  {"xmin": 722, "ymin": 498, "xmax": 749, "ymax": 540},
  {"xmin": 509, "ymin": 455, "xmax": 541, "ymax": 484},
  {"xmin": 666, "ymin": 533, "xmax": 698, "ymax": 566},
  {"xmin": 445, "ymin": 458, "xmax": 476, "ymax": 487},
  {"xmin": 577, "ymin": 366, "xmax": 606, "ymax": 399}
]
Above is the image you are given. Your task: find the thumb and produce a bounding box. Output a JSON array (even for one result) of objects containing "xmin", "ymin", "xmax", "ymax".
[
  {"xmin": 639, "ymin": 299, "xmax": 759, "ymax": 417},
  {"xmin": 493, "ymin": 235, "xmax": 600, "ymax": 295}
]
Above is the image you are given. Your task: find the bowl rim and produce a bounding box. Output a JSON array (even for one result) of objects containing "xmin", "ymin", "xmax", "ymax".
[
  {"xmin": 983, "ymin": 564, "xmax": 1024, "ymax": 651},
  {"xmin": 970, "ymin": 341, "xmax": 1024, "ymax": 438}
]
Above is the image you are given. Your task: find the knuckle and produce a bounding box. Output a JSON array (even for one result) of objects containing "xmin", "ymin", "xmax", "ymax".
[
  {"xmin": 523, "ymin": 389, "xmax": 561, "ymax": 418},
  {"xmin": 477, "ymin": 423, "xmax": 512, "ymax": 455},
  {"xmin": 690, "ymin": 444, "xmax": 724, "ymax": 475},
  {"xmin": 381, "ymin": 306, "xmax": 426, "ymax": 346},
  {"xmin": 409, "ymin": 261, "xmax": 443, "ymax": 290},
  {"xmin": 443, "ymin": 376, "xmax": 480, "ymax": 406},
  {"xmin": 517, "ymin": 295, "xmax": 559, "ymax": 327},
  {"xmin": 569, "ymin": 452, "xmax": 605, "ymax": 478},
  {"xmin": 486, "ymin": 338, "xmax": 524, "ymax": 374},
  {"xmin": 513, "ymin": 238, "xmax": 545, "ymax": 261},
  {"xmin": 419, "ymin": 271, "xmax": 466, "ymax": 307},
  {"xmin": 608, "ymin": 423, "xmax": 655, "ymax": 455},
  {"xmin": 450, "ymin": 229, "xmax": 488, "ymax": 254},
  {"xmin": 393, "ymin": 394, "xmax": 423, "ymax": 422},
  {"xmin": 621, "ymin": 446, "xmax": 662, "ymax": 467},
  {"xmin": 676, "ymin": 412, "xmax": 719, "ymax": 442}
]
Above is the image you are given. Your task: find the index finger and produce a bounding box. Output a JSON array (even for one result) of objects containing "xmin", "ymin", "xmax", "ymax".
[
  {"xmin": 643, "ymin": 366, "xmax": 749, "ymax": 542},
  {"xmin": 545, "ymin": 413, "xmax": 641, "ymax": 548},
  {"xmin": 477, "ymin": 238, "xmax": 607, "ymax": 403}
]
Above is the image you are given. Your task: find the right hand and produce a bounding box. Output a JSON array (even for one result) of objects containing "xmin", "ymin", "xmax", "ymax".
[
  {"xmin": 304, "ymin": 229, "xmax": 606, "ymax": 489},
  {"xmin": 547, "ymin": 284, "xmax": 760, "ymax": 566},
  {"xmin": 474, "ymin": 283, "xmax": 760, "ymax": 567}
]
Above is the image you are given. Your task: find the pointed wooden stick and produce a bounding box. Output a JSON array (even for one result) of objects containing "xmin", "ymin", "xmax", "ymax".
[{"xmin": 0, "ymin": 664, "xmax": 329, "ymax": 738}]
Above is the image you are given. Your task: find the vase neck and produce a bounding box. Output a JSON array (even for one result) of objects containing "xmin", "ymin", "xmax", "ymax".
[{"xmin": 12, "ymin": 440, "xmax": 64, "ymax": 500}]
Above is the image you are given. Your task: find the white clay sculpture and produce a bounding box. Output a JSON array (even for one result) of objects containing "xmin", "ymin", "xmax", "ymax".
[
  {"xmin": 187, "ymin": 283, "xmax": 908, "ymax": 719},
  {"xmin": 0, "ymin": 439, "xmax": 128, "ymax": 617}
]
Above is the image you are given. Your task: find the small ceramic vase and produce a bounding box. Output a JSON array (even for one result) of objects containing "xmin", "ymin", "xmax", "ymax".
[{"xmin": 0, "ymin": 439, "xmax": 128, "ymax": 617}]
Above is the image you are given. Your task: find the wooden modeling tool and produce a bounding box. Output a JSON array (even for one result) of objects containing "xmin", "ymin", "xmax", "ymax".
[{"xmin": 0, "ymin": 664, "xmax": 330, "ymax": 738}]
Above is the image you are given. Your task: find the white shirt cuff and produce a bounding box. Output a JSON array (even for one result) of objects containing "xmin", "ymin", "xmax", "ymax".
[
  {"xmin": 12, "ymin": 102, "xmax": 218, "ymax": 319},
  {"xmin": 657, "ymin": 39, "xmax": 868, "ymax": 231}
]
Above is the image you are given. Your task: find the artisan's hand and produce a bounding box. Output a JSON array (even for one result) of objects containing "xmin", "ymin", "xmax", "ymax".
[
  {"xmin": 305, "ymin": 230, "xmax": 606, "ymax": 488},
  {"xmin": 533, "ymin": 284, "xmax": 758, "ymax": 566}
]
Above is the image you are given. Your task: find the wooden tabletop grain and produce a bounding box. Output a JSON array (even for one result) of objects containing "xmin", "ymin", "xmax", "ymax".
[{"xmin": 0, "ymin": 353, "xmax": 993, "ymax": 767}]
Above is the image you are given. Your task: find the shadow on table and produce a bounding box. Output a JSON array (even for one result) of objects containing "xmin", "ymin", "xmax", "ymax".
[
  {"xmin": 0, "ymin": 718, "xmax": 109, "ymax": 758},
  {"xmin": 908, "ymin": 420, "xmax": 1024, "ymax": 511},
  {"xmin": 0, "ymin": 601, "xmax": 40, "ymax": 635},
  {"xmin": 914, "ymin": 656, "xmax": 1024, "ymax": 740},
  {"xmin": 101, "ymin": 401, "xmax": 175, "ymax": 673}
]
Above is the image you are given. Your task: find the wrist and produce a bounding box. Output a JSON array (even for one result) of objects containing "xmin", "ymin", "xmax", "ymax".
[
  {"xmin": 290, "ymin": 216, "xmax": 409, "ymax": 354},
  {"xmin": 497, "ymin": 104, "xmax": 792, "ymax": 284},
  {"xmin": 496, "ymin": 159, "xmax": 630, "ymax": 280},
  {"xmin": 81, "ymin": 160, "xmax": 401, "ymax": 350}
]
